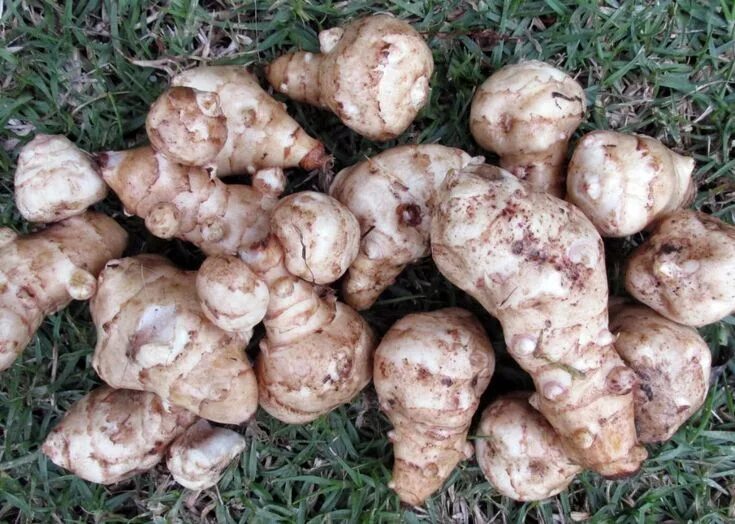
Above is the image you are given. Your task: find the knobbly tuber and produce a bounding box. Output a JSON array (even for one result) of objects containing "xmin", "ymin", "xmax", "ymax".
[
  {"xmin": 42, "ymin": 386, "xmax": 196, "ymax": 484},
  {"xmin": 329, "ymin": 144, "xmax": 483, "ymax": 310},
  {"xmin": 373, "ymin": 308, "xmax": 495, "ymax": 506},
  {"xmin": 475, "ymin": 394, "xmax": 581, "ymax": 501},
  {"xmin": 14, "ymin": 135, "xmax": 108, "ymax": 223},
  {"xmin": 266, "ymin": 14, "xmax": 434, "ymax": 141},
  {"xmin": 98, "ymin": 146, "xmax": 285, "ymax": 256},
  {"xmin": 566, "ymin": 131, "xmax": 695, "ymax": 237},
  {"xmin": 91, "ymin": 255, "xmax": 260, "ymax": 424},
  {"xmin": 470, "ymin": 61, "xmax": 586, "ymax": 196},
  {"xmin": 625, "ymin": 210, "xmax": 735, "ymax": 326},
  {"xmin": 0, "ymin": 212, "xmax": 127, "ymax": 371},
  {"xmin": 431, "ymin": 164, "xmax": 646, "ymax": 477},
  {"xmin": 610, "ymin": 303, "xmax": 711, "ymax": 443},
  {"xmin": 164, "ymin": 66, "xmax": 328, "ymax": 175},
  {"xmin": 166, "ymin": 419, "xmax": 247, "ymax": 490}
]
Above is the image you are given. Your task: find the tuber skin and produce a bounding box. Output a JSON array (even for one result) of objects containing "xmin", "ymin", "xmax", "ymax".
[
  {"xmin": 0, "ymin": 212, "xmax": 127, "ymax": 371},
  {"xmin": 166, "ymin": 419, "xmax": 247, "ymax": 491},
  {"xmin": 329, "ymin": 144, "xmax": 483, "ymax": 310},
  {"xmin": 42, "ymin": 386, "xmax": 196, "ymax": 484},
  {"xmin": 566, "ymin": 131, "xmax": 695, "ymax": 237},
  {"xmin": 98, "ymin": 146, "xmax": 285, "ymax": 256},
  {"xmin": 169, "ymin": 66, "xmax": 328, "ymax": 175},
  {"xmin": 475, "ymin": 394, "xmax": 582, "ymax": 501},
  {"xmin": 266, "ymin": 14, "xmax": 434, "ymax": 141},
  {"xmin": 610, "ymin": 303, "xmax": 712, "ymax": 443},
  {"xmin": 625, "ymin": 210, "xmax": 735, "ymax": 327},
  {"xmin": 373, "ymin": 308, "xmax": 495, "ymax": 506},
  {"xmin": 91, "ymin": 255, "xmax": 260, "ymax": 424},
  {"xmin": 243, "ymin": 235, "xmax": 375, "ymax": 424},
  {"xmin": 431, "ymin": 164, "xmax": 646, "ymax": 478},
  {"xmin": 14, "ymin": 135, "xmax": 108, "ymax": 223},
  {"xmin": 470, "ymin": 61, "xmax": 586, "ymax": 197}
]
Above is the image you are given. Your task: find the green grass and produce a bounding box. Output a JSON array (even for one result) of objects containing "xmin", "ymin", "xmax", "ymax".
[{"xmin": 1, "ymin": 0, "xmax": 734, "ymax": 522}]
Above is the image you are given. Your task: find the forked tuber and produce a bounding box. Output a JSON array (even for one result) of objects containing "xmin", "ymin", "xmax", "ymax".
[
  {"xmin": 566, "ymin": 131, "xmax": 695, "ymax": 237},
  {"xmin": 373, "ymin": 308, "xmax": 495, "ymax": 506},
  {"xmin": 470, "ymin": 61, "xmax": 586, "ymax": 196},
  {"xmin": 14, "ymin": 135, "xmax": 108, "ymax": 223},
  {"xmin": 42, "ymin": 386, "xmax": 196, "ymax": 484},
  {"xmin": 266, "ymin": 15, "xmax": 434, "ymax": 141},
  {"xmin": 610, "ymin": 303, "xmax": 711, "ymax": 443},
  {"xmin": 475, "ymin": 394, "xmax": 581, "ymax": 501},
  {"xmin": 166, "ymin": 419, "xmax": 247, "ymax": 490},
  {"xmin": 329, "ymin": 144, "xmax": 483, "ymax": 310},
  {"xmin": 91, "ymin": 255, "xmax": 260, "ymax": 424},
  {"xmin": 431, "ymin": 164, "xmax": 646, "ymax": 477},
  {"xmin": 625, "ymin": 210, "xmax": 735, "ymax": 326},
  {"xmin": 0, "ymin": 212, "xmax": 127, "ymax": 371}
]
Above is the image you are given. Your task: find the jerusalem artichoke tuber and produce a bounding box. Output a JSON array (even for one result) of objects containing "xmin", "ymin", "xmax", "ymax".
[
  {"xmin": 470, "ymin": 61, "xmax": 586, "ymax": 196},
  {"xmin": 566, "ymin": 131, "xmax": 695, "ymax": 237},
  {"xmin": 266, "ymin": 15, "xmax": 434, "ymax": 141},
  {"xmin": 431, "ymin": 164, "xmax": 646, "ymax": 478},
  {"xmin": 0, "ymin": 211, "xmax": 127, "ymax": 371},
  {"xmin": 373, "ymin": 308, "xmax": 495, "ymax": 506}
]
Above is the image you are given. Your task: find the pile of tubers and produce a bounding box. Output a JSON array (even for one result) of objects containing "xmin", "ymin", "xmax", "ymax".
[{"xmin": 2, "ymin": 12, "xmax": 732, "ymax": 505}]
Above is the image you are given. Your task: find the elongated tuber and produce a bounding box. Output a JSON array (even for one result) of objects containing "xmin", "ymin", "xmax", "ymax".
[
  {"xmin": 42, "ymin": 386, "xmax": 196, "ymax": 484},
  {"xmin": 373, "ymin": 308, "xmax": 495, "ymax": 505},
  {"xmin": 625, "ymin": 210, "xmax": 735, "ymax": 326},
  {"xmin": 14, "ymin": 135, "xmax": 108, "ymax": 223},
  {"xmin": 431, "ymin": 164, "xmax": 646, "ymax": 477},
  {"xmin": 165, "ymin": 66, "xmax": 328, "ymax": 174},
  {"xmin": 470, "ymin": 61, "xmax": 586, "ymax": 196},
  {"xmin": 0, "ymin": 211, "xmax": 127, "ymax": 371},
  {"xmin": 566, "ymin": 131, "xmax": 695, "ymax": 236},
  {"xmin": 266, "ymin": 15, "xmax": 434, "ymax": 141},
  {"xmin": 610, "ymin": 303, "xmax": 711, "ymax": 443},
  {"xmin": 166, "ymin": 419, "xmax": 247, "ymax": 490},
  {"xmin": 475, "ymin": 394, "xmax": 581, "ymax": 501},
  {"xmin": 98, "ymin": 146, "xmax": 285, "ymax": 256},
  {"xmin": 91, "ymin": 255, "xmax": 259, "ymax": 424},
  {"xmin": 330, "ymin": 144, "xmax": 483, "ymax": 309}
]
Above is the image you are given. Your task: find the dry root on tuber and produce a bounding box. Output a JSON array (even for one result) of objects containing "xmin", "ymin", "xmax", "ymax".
[
  {"xmin": 166, "ymin": 419, "xmax": 247, "ymax": 490},
  {"xmin": 329, "ymin": 144, "xmax": 483, "ymax": 310},
  {"xmin": 470, "ymin": 60, "xmax": 586, "ymax": 196},
  {"xmin": 42, "ymin": 386, "xmax": 196, "ymax": 484},
  {"xmin": 431, "ymin": 164, "xmax": 646, "ymax": 478},
  {"xmin": 0, "ymin": 212, "xmax": 127, "ymax": 371},
  {"xmin": 373, "ymin": 308, "xmax": 495, "ymax": 506},
  {"xmin": 625, "ymin": 210, "xmax": 735, "ymax": 327},
  {"xmin": 266, "ymin": 14, "xmax": 434, "ymax": 141},
  {"xmin": 566, "ymin": 131, "xmax": 695, "ymax": 237},
  {"xmin": 14, "ymin": 135, "xmax": 108, "ymax": 223},
  {"xmin": 475, "ymin": 394, "xmax": 581, "ymax": 501},
  {"xmin": 610, "ymin": 303, "xmax": 712, "ymax": 443},
  {"xmin": 91, "ymin": 255, "xmax": 260, "ymax": 424}
]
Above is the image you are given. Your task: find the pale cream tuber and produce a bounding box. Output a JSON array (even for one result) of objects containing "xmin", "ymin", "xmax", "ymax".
[
  {"xmin": 475, "ymin": 394, "xmax": 581, "ymax": 501},
  {"xmin": 610, "ymin": 303, "xmax": 711, "ymax": 443},
  {"xmin": 266, "ymin": 15, "xmax": 434, "ymax": 141},
  {"xmin": 329, "ymin": 144, "xmax": 483, "ymax": 310},
  {"xmin": 470, "ymin": 61, "xmax": 586, "ymax": 196},
  {"xmin": 14, "ymin": 135, "xmax": 108, "ymax": 223},
  {"xmin": 91, "ymin": 255, "xmax": 260, "ymax": 424},
  {"xmin": 431, "ymin": 164, "xmax": 646, "ymax": 478},
  {"xmin": 0, "ymin": 212, "xmax": 127, "ymax": 371},
  {"xmin": 567, "ymin": 131, "xmax": 695, "ymax": 237},
  {"xmin": 166, "ymin": 419, "xmax": 247, "ymax": 490},
  {"xmin": 625, "ymin": 210, "xmax": 735, "ymax": 326},
  {"xmin": 42, "ymin": 386, "xmax": 196, "ymax": 484},
  {"xmin": 373, "ymin": 308, "xmax": 495, "ymax": 506}
]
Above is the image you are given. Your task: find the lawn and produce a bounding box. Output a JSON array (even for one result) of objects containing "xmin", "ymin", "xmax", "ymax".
[{"xmin": 1, "ymin": 1, "xmax": 734, "ymax": 522}]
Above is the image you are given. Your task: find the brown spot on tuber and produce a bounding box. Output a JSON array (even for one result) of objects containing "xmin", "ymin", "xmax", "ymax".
[{"xmin": 396, "ymin": 203, "xmax": 422, "ymax": 227}]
